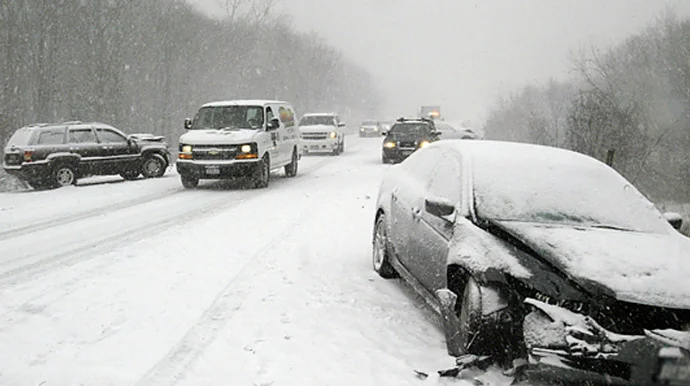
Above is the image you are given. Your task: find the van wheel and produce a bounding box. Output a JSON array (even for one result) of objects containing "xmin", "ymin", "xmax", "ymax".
[
  {"xmin": 52, "ymin": 164, "xmax": 77, "ymax": 188},
  {"xmin": 181, "ymin": 175, "xmax": 199, "ymax": 189},
  {"xmin": 254, "ymin": 155, "xmax": 270, "ymax": 188},
  {"xmin": 120, "ymin": 170, "xmax": 140, "ymax": 180},
  {"xmin": 284, "ymin": 149, "xmax": 298, "ymax": 177}
]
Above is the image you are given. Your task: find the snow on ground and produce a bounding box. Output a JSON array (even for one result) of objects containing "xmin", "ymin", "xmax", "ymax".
[{"xmin": 0, "ymin": 138, "xmax": 510, "ymax": 386}]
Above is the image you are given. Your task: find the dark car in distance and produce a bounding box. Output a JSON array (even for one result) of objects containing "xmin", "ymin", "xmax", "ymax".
[
  {"xmin": 3, "ymin": 121, "xmax": 171, "ymax": 189},
  {"xmin": 381, "ymin": 117, "xmax": 440, "ymax": 164}
]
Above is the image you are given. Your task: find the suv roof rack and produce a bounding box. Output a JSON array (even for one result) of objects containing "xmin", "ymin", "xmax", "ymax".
[
  {"xmin": 396, "ymin": 117, "xmax": 432, "ymax": 123},
  {"xmin": 27, "ymin": 123, "xmax": 50, "ymax": 127},
  {"xmin": 62, "ymin": 120, "xmax": 82, "ymax": 125}
]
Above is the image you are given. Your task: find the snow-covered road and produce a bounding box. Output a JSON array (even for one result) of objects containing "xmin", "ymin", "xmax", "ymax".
[{"xmin": 0, "ymin": 138, "xmax": 509, "ymax": 386}]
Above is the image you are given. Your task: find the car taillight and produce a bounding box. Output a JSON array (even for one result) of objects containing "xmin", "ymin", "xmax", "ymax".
[{"xmin": 23, "ymin": 150, "xmax": 34, "ymax": 162}]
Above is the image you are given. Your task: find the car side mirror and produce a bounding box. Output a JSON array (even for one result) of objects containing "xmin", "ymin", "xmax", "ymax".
[
  {"xmin": 338, "ymin": 122, "xmax": 346, "ymax": 127},
  {"xmin": 267, "ymin": 118, "xmax": 280, "ymax": 131},
  {"xmin": 425, "ymin": 196, "xmax": 456, "ymax": 221},
  {"xmin": 184, "ymin": 118, "xmax": 192, "ymax": 130},
  {"xmin": 381, "ymin": 131, "xmax": 387, "ymax": 136},
  {"xmin": 664, "ymin": 212, "xmax": 683, "ymax": 230}
]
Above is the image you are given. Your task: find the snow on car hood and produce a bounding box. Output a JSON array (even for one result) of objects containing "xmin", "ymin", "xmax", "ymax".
[
  {"xmin": 299, "ymin": 124, "xmax": 335, "ymax": 133},
  {"xmin": 179, "ymin": 129, "xmax": 259, "ymax": 145},
  {"xmin": 494, "ymin": 221, "xmax": 690, "ymax": 309}
]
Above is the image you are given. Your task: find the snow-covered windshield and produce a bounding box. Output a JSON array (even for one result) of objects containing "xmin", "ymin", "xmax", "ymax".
[
  {"xmin": 8, "ymin": 128, "xmax": 32, "ymax": 146},
  {"xmin": 389, "ymin": 123, "xmax": 429, "ymax": 136},
  {"xmin": 473, "ymin": 153, "xmax": 670, "ymax": 234},
  {"xmin": 191, "ymin": 106, "xmax": 264, "ymax": 130},
  {"xmin": 299, "ymin": 115, "xmax": 335, "ymax": 126}
]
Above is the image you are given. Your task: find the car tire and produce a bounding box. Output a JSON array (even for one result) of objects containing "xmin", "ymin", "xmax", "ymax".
[
  {"xmin": 382, "ymin": 155, "xmax": 390, "ymax": 164},
  {"xmin": 181, "ymin": 175, "xmax": 199, "ymax": 189},
  {"xmin": 141, "ymin": 154, "xmax": 166, "ymax": 178},
  {"xmin": 372, "ymin": 213, "xmax": 398, "ymax": 279},
  {"xmin": 284, "ymin": 149, "xmax": 298, "ymax": 178},
  {"xmin": 120, "ymin": 170, "xmax": 140, "ymax": 180},
  {"xmin": 253, "ymin": 155, "xmax": 270, "ymax": 189},
  {"xmin": 340, "ymin": 138, "xmax": 345, "ymax": 153},
  {"xmin": 51, "ymin": 164, "xmax": 77, "ymax": 188}
]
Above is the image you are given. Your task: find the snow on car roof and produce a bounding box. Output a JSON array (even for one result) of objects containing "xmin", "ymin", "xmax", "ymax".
[
  {"xmin": 302, "ymin": 112, "xmax": 336, "ymax": 117},
  {"xmin": 201, "ymin": 100, "xmax": 288, "ymax": 107}
]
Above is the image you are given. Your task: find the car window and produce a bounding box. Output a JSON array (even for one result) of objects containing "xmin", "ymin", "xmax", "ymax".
[
  {"xmin": 68, "ymin": 128, "xmax": 98, "ymax": 144},
  {"xmin": 96, "ymin": 128, "xmax": 127, "ymax": 143},
  {"xmin": 401, "ymin": 147, "xmax": 441, "ymax": 180},
  {"xmin": 8, "ymin": 128, "xmax": 33, "ymax": 146},
  {"xmin": 36, "ymin": 129, "xmax": 65, "ymax": 145},
  {"xmin": 427, "ymin": 152, "xmax": 462, "ymax": 202},
  {"xmin": 390, "ymin": 123, "xmax": 430, "ymax": 136}
]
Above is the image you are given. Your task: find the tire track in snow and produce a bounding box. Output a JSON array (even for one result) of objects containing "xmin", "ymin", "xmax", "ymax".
[
  {"xmin": 134, "ymin": 183, "xmax": 315, "ymax": 386},
  {"xmin": 0, "ymin": 186, "xmax": 185, "ymax": 242},
  {"xmin": 0, "ymin": 156, "xmax": 336, "ymax": 289}
]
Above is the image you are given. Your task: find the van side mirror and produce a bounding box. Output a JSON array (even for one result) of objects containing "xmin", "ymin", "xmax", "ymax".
[
  {"xmin": 184, "ymin": 118, "xmax": 192, "ymax": 130},
  {"xmin": 381, "ymin": 131, "xmax": 387, "ymax": 136},
  {"xmin": 267, "ymin": 117, "xmax": 280, "ymax": 131},
  {"xmin": 664, "ymin": 212, "xmax": 683, "ymax": 230}
]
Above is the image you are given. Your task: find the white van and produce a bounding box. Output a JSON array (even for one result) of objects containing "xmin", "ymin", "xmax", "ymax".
[{"xmin": 176, "ymin": 100, "xmax": 300, "ymax": 188}]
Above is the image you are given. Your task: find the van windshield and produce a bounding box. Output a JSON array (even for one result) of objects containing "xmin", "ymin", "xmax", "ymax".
[{"xmin": 191, "ymin": 106, "xmax": 264, "ymax": 130}]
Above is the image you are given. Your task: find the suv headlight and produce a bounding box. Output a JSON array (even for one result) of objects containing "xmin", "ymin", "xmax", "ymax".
[
  {"xmin": 384, "ymin": 141, "xmax": 396, "ymax": 148},
  {"xmin": 329, "ymin": 132, "xmax": 337, "ymax": 139},
  {"xmin": 181, "ymin": 145, "xmax": 192, "ymax": 153}
]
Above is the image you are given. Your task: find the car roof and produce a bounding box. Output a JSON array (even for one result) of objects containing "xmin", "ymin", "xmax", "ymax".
[
  {"xmin": 431, "ymin": 140, "xmax": 598, "ymax": 167},
  {"xmin": 201, "ymin": 100, "xmax": 289, "ymax": 107},
  {"xmin": 23, "ymin": 122, "xmax": 117, "ymax": 130}
]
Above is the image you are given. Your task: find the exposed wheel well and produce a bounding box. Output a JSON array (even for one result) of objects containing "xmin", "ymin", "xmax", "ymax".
[{"xmin": 446, "ymin": 264, "xmax": 469, "ymax": 314}]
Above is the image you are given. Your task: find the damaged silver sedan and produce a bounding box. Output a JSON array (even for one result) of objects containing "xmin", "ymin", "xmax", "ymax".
[{"xmin": 372, "ymin": 140, "xmax": 690, "ymax": 383}]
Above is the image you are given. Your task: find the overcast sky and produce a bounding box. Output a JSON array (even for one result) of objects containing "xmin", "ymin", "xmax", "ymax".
[{"xmin": 189, "ymin": 0, "xmax": 690, "ymax": 124}]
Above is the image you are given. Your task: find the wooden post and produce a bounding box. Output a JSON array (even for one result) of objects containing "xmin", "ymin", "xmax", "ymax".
[{"xmin": 606, "ymin": 149, "xmax": 615, "ymax": 166}]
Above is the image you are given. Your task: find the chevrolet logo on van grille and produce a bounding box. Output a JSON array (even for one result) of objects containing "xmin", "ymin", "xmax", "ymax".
[{"xmin": 194, "ymin": 147, "xmax": 237, "ymax": 160}]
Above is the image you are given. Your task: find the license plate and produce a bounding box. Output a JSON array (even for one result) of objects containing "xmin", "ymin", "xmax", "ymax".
[
  {"xmin": 310, "ymin": 145, "xmax": 319, "ymax": 150},
  {"xmin": 401, "ymin": 150, "xmax": 414, "ymax": 156},
  {"xmin": 205, "ymin": 166, "xmax": 220, "ymax": 175}
]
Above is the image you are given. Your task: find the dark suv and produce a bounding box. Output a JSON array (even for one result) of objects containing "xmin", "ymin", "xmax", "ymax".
[
  {"xmin": 3, "ymin": 121, "xmax": 171, "ymax": 189},
  {"xmin": 381, "ymin": 118, "xmax": 440, "ymax": 163}
]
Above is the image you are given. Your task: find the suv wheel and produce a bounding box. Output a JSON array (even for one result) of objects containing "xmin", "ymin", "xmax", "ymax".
[
  {"xmin": 52, "ymin": 164, "xmax": 77, "ymax": 188},
  {"xmin": 181, "ymin": 175, "xmax": 199, "ymax": 189},
  {"xmin": 284, "ymin": 149, "xmax": 298, "ymax": 178},
  {"xmin": 142, "ymin": 154, "xmax": 166, "ymax": 178},
  {"xmin": 253, "ymin": 155, "xmax": 270, "ymax": 188}
]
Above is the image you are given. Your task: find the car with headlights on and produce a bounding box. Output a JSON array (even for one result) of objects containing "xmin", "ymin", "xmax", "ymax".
[
  {"xmin": 298, "ymin": 112, "xmax": 346, "ymax": 155},
  {"xmin": 176, "ymin": 100, "xmax": 300, "ymax": 189},
  {"xmin": 372, "ymin": 139, "xmax": 690, "ymax": 379},
  {"xmin": 359, "ymin": 119, "xmax": 382, "ymax": 137},
  {"xmin": 381, "ymin": 117, "xmax": 440, "ymax": 163}
]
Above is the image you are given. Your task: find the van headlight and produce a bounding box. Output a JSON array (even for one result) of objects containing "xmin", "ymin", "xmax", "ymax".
[
  {"xmin": 329, "ymin": 132, "xmax": 337, "ymax": 139},
  {"xmin": 241, "ymin": 144, "xmax": 252, "ymax": 153},
  {"xmin": 181, "ymin": 145, "xmax": 192, "ymax": 153}
]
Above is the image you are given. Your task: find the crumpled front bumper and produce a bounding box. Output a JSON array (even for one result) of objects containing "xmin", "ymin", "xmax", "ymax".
[{"xmin": 523, "ymin": 298, "xmax": 690, "ymax": 385}]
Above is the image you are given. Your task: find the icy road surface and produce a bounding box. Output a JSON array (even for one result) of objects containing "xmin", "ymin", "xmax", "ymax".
[{"xmin": 0, "ymin": 138, "xmax": 511, "ymax": 386}]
